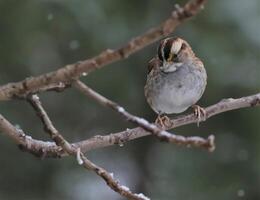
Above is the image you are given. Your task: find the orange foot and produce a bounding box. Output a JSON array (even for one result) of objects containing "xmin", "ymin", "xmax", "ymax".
[
  {"xmin": 155, "ymin": 115, "xmax": 173, "ymax": 129},
  {"xmin": 192, "ymin": 105, "xmax": 206, "ymax": 127}
]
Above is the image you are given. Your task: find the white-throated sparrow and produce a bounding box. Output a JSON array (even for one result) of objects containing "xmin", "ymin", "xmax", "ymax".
[{"xmin": 144, "ymin": 37, "xmax": 207, "ymax": 127}]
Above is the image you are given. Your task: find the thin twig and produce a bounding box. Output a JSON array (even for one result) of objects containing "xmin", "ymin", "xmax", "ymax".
[
  {"xmin": 73, "ymin": 80, "xmax": 214, "ymax": 151},
  {"xmin": 27, "ymin": 95, "xmax": 149, "ymax": 200},
  {"xmin": 0, "ymin": 112, "xmax": 61, "ymax": 157},
  {"xmin": 0, "ymin": 93, "xmax": 259, "ymax": 158},
  {"xmin": 0, "ymin": 0, "xmax": 207, "ymax": 101}
]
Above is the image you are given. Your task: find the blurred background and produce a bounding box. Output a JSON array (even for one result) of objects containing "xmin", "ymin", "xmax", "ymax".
[{"xmin": 0, "ymin": 0, "xmax": 260, "ymax": 199}]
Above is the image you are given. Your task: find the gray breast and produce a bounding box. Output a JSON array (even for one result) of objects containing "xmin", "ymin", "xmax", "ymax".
[{"xmin": 145, "ymin": 63, "xmax": 207, "ymax": 114}]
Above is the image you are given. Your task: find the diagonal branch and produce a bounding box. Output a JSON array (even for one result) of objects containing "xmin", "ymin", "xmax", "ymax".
[
  {"xmin": 72, "ymin": 92, "xmax": 260, "ymax": 154},
  {"xmin": 73, "ymin": 80, "xmax": 215, "ymax": 151},
  {"xmin": 0, "ymin": 93, "xmax": 259, "ymax": 158},
  {"xmin": 0, "ymin": 0, "xmax": 207, "ymax": 101},
  {"xmin": 0, "ymin": 112, "xmax": 61, "ymax": 157},
  {"xmin": 27, "ymin": 95, "xmax": 149, "ymax": 200}
]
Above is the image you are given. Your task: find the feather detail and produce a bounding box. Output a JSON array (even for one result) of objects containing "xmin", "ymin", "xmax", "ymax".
[{"xmin": 147, "ymin": 57, "xmax": 162, "ymax": 74}]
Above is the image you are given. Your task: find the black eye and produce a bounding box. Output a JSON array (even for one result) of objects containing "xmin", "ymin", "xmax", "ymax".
[{"xmin": 172, "ymin": 53, "xmax": 178, "ymax": 62}]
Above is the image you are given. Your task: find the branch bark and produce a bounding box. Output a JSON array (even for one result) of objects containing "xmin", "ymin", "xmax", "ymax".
[
  {"xmin": 1, "ymin": 0, "xmax": 259, "ymax": 199},
  {"xmin": 71, "ymin": 92, "xmax": 260, "ymax": 152},
  {"xmin": 27, "ymin": 95, "xmax": 150, "ymax": 200},
  {"xmin": 0, "ymin": 93, "xmax": 259, "ymax": 158},
  {"xmin": 73, "ymin": 80, "xmax": 215, "ymax": 151},
  {"xmin": 0, "ymin": 0, "xmax": 206, "ymax": 101}
]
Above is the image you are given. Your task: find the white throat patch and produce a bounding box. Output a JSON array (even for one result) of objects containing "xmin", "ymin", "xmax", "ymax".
[{"xmin": 160, "ymin": 62, "xmax": 182, "ymax": 73}]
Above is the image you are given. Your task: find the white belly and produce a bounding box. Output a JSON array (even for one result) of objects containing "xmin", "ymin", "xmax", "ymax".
[{"xmin": 149, "ymin": 83, "xmax": 197, "ymax": 114}]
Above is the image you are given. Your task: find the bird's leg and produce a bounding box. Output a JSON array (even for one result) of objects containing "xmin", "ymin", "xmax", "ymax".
[
  {"xmin": 192, "ymin": 105, "xmax": 206, "ymax": 127},
  {"xmin": 155, "ymin": 114, "xmax": 173, "ymax": 129}
]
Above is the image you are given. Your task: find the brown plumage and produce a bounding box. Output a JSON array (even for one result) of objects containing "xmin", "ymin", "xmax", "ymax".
[{"xmin": 144, "ymin": 37, "xmax": 207, "ymax": 127}]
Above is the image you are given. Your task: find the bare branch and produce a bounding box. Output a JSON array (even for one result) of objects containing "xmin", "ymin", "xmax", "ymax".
[
  {"xmin": 73, "ymin": 93, "xmax": 260, "ymax": 154},
  {"xmin": 27, "ymin": 95, "xmax": 73, "ymax": 151},
  {"xmin": 0, "ymin": 113, "xmax": 61, "ymax": 157},
  {"xmin": 0, "ymin": 0, "xmax": 207, "ymax": 101},
  {"xmin": 0, "ymin": 93, "xmax": 259, "ymax": 158},
  {"xmin": 1, "ymin": 1, "xmax": 258, "ymax": 198},
  {"xmin": 73, "ymin": 80, "xmax": 214, "ymax": 151},
  {"xmin": 27, "ymin": 95, "xmax": 149, "ymax": 200}
]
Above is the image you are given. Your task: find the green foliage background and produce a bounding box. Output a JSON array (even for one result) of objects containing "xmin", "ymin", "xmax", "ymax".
[{"xmin": 0, "ymin": 0, "xmax": 260, "ymax": 199}]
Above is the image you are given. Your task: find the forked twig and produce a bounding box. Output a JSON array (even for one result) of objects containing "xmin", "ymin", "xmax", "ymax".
[
  {"xmin": 0, "ymin": 0, "xmax": 207, "ymax": 101},
  {"xmin": 0, "ymin": 93, "xmax": 259, "ymax": 158},
  {"xmin": 73, "ymin": 80, "xmax": 215, "ymax": 151},
  {"xmin": 27, "ymin": 95, "xmax": 149, "ymax": 200}
]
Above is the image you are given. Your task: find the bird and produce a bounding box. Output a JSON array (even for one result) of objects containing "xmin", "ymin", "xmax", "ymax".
[{"xmin": 144, "ymin": 37, "xmax": 207, "ymax": 128}]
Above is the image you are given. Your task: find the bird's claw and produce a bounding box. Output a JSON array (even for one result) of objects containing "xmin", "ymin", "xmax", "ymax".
[
  {"xmin": 155, "ymin": 115, "xmax": 173, "ymax": 129},
  {"xmin": 192, "ymin": 105, "xmax": 206, "ymax": 127}
]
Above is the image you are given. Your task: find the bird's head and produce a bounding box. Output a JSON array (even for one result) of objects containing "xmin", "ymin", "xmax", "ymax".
[{"xmin": 157, "ymin": 37, "xmax": 195, "ymax": 72}]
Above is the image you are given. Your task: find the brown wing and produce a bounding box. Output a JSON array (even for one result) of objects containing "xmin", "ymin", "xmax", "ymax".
[{"xmin": 147, "ymin": 57, "xmax": 162, "ymax": 74}]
